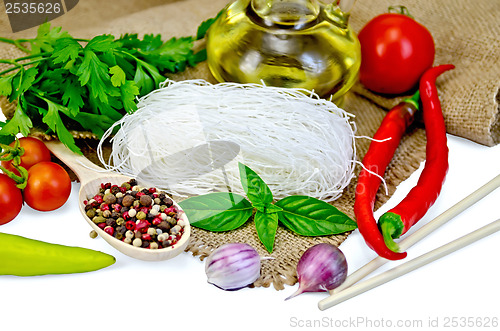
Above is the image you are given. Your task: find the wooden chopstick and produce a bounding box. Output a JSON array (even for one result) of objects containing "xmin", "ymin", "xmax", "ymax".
[
  {"xmin": 318, "ymin": 218, "xmax": 500, "ymax": 310},
  {"xmin": 318, "ymin": 173, "xmax": 500, "ymax": 311}
]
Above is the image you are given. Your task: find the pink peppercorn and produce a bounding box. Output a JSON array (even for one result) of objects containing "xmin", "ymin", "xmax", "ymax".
[
  {"xmin": 148, "ymin": 187, "xmax": 156, "ymax": 194},
  {"xmin": 120, "ymin": 186, "xmax": 127, "ymax": 193},
  {"xmin": 140, "ymin": 206, "xmax": 150, "ymax": 214},
  {"xmin": 136, "ymin": 192, "xmax": 145, "ymax": 197},
  {"xmin": 125, "ymin": 220, "xmax": 136, "ymax": 230},
  {"xmin": 104, "ymin": 226, "xmax": 114, "ymax": 236},
  {"xmin": 122, "ymin": 211, "xmax": 130, "ymax": 220},
  {"xmin": 142, "ymin": 233, "xmax": 152, "ymax": 241},
  {"xmin": 113, "ymin": 204, "xmax": 122, "ymax": 212},
  {"xmin": 94, "ymin": 195, "xmax": 103, "ymax": 204},
  {"xmin": 98, "ymin": 223, "xmax": 107, "ymax": 230},
  {"xmin": 152, "ymin": 217, "xmax": 162, "ymax": 226},
  {"xmin": 100, "ymin": 204, "xmax": 110, "ymax": 211},
  {"xmin": 165, "ymin": 206, "xmax": 176, "ymax": 214},
  {"xmin": 136, "ymin": 219, "xmax": 149, "ymax": 233}
]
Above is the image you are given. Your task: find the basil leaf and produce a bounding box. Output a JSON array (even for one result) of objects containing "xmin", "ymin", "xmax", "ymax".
[
  {"xmin": 238, "ymin": 163, "xmax": 273, "ymax": 206},
  {"xmin": 275, "ymin": 195, "xmax": 357, "ymax": 236},
  {"xmin": 254, "ymin": 211, "xmax": 279, "ymax": 253},
  {"xmin": 178, "ymin": 192, "xmax": 253, "ymax": 232},
  {"xmin": 253, "ymin": 202, "xmax": 283, "ymax": 214}
]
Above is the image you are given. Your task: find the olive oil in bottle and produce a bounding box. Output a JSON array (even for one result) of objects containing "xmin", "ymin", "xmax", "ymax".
[{"xmin": 206, "ymin": 0, "xmax": 361, "ymax": 104}]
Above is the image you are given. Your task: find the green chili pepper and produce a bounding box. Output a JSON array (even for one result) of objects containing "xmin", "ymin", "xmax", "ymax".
[{"xmin": 0, "ymin": 232, "xmax": 115, "ymax": 276}]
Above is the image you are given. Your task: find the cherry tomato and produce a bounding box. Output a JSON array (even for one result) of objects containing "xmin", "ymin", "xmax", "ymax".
[
  {"xmin": 358, "ymin": 13, "xmax": 435, "ymax": 94},
  {"xmin": 1, "ymin": 137, "xmax": 51, "ymax": 176},
  {"xmin": 23, "ymin": 162, "xmax": 72, "ymax": 212},
  {"xmin": 0, "ymin": 174, "xmax": 23, "ymax": 225}
]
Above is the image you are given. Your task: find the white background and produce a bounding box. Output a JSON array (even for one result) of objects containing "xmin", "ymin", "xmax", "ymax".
[{"xmin": 1, "ymin": 133, "xmax": 499, "ymax": 331}]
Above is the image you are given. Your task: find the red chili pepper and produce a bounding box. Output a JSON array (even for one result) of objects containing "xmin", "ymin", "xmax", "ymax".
[
  {"xmin": 354, "ymin": 92, "xmax": 420, "ymax": 260},
  {"xmin": 378, "ymin": 64, "xmax": 454, "ymax": 253}
]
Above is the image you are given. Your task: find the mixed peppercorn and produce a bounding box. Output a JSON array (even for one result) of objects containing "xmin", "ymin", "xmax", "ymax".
[{"xmin": 83, "ymin": 179, "xmax": 185, "ymax": 249}]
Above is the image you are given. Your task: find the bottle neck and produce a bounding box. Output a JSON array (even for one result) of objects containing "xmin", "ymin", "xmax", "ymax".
[
  {"xmin": 249, "ymin": 0, "xmax": 350, "ymax": 29},
  {"xmin": 250, "ymin": 0, "xmax": 321, "ymax": 27}
]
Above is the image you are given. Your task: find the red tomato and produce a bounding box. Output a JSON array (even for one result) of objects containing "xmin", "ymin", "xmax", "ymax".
[
  {"xmin": 1, "ymin": 137, "xmax": 51, "ymax": 176},
  {"xmin": 0, "ymin": 174, "xmax": 23, "ymax": 225},
  {"xmin": 358, "ymin": 13, "xmax": 435, "ymax": 95},
  {"xmin": 23, "ymin": 162, "xmax": 72, "ymax": 212}
]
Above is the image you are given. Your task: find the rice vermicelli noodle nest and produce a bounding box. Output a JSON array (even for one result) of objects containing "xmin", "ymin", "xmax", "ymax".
[{"xmin": 97, "ymin": 79, "xmax": 357, "ymax": 202}]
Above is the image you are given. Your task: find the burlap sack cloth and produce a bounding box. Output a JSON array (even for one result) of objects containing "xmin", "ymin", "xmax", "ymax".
[{"xmin": 1, "ymin": 0, "xmax": 498, "ymax": 290}]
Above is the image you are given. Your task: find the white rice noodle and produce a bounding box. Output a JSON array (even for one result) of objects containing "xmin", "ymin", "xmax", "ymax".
[{"xmin": 97, "ymin": 79, "xmax": 357, "ymax": 202}]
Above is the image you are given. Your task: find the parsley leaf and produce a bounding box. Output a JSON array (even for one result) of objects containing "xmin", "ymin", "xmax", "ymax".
[
  {"xmin": 138, "ymin": 37, "xmax": 195, "ymax": 73},
  {"xmin": 51, "ymin": 38, "xmax": 82, "ymax": 64},
  {"xmin": 30, "ymin": 23, "xmax": 73, "ymax": 54},
  {"xmin": 0, "ymin": 99, "xmax": 33, "ymax": 137},
  {"xmin": 0, "ymin": 75, "xmax": 13, "ymax": 96},
  {"xmin": 74, "ymin": 112, "xmax": 117, "ymax": 137},
  {"xmin": 0, "ymin": 121, "xmax": 15, "ymax": 145},
  {"xmin": 86, "ymin": 35, "xmax": 119, "ymax": 53},
  {"xmin": 109, "ymin": 65, "xmax": 126, "ymax": 87},
  {"xmin": 10, "ymin": 67, "xmax": 38, "ymax": 101},
  {"xmin": 61, "ymin": 77, "xmax": 85, "ymax": 117},
  {"xmin": 136, "ymin": 59, "xmax": 166, "ymax": 87},
  {"xmin": 77, "ymin": 50, "xmax": 111, "ymax": 103},
  {"xmin": 120, "ymin": 80, "xmax": 139, "ymax": 113},
  {"xmin": 41, "ymin": 97, "xmax": 80, "ymax": 154},
  {"xmin": 140, "ymin": 34, "xmax": 163, "ymax": 52},
  {"xmin": 134, "ymin": 64, "xmax": 154, "ymax": 95},
  {"xmin": 196, "ymin": 9, "xmax": 224, "ymax": 40}
]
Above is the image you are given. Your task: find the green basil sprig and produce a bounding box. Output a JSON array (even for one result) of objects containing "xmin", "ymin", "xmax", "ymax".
[
  {"xmin": 177, "ymin": 192, "xmax": 253, "ymax": 232},
  {"xmin": 179, "ymin": 163, "xmax": 357, "ymax": 253}
]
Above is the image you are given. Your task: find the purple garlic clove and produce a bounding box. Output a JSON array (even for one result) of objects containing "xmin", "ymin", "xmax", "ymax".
[
  {"xmin": 286, "ymin": 243, "xmax": 347, "ymax": 300},
  {"xmin": 205, "ymin": 243, "xmax": 261, "ymax": 290}
]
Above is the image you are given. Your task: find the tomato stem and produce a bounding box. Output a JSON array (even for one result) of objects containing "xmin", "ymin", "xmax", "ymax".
[
  {"xmin": 388, "ymin": 5, "xmax": 414, "ymax": 18},
  {"xmin": 0, "ymin": 140, "xmax": 29, "ymax": 189}
]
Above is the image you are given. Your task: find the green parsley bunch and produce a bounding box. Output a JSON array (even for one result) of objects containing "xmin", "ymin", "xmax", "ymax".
[{"xmin": 0, "ymin": 15, "xmax": 218, "ymax": 153}]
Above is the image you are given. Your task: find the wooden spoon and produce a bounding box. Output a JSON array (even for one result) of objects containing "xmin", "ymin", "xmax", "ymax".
[{"xmin": 44, "ymin": 140, "xmax": 191, "ymax": 261}]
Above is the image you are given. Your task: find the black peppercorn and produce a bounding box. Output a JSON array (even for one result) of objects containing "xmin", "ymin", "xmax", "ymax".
[
  {"xmin": 158, "ymin": 221, "xmax": 171, "ymax": 232},
  {"xmin": 139, "ymin": 194, "xmax": 152, "ymax": 206},
  {"xmin": 106, "ymin": 218, "xmax": 117, "ymax": 227},
  {"xmin": 116, "ymin": 225, "xmax": 127, "ymax": 235}
]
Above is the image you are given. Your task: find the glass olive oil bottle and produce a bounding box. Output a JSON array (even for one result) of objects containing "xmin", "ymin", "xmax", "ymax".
[{"xmin": 206, "ymin": 0, "xmax": 361, "ymax": 104}]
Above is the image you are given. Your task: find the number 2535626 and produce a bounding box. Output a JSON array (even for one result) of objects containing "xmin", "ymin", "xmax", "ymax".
[{"xmin": 5, "ymin": 2, "xmax": 62, "ymax": 14}]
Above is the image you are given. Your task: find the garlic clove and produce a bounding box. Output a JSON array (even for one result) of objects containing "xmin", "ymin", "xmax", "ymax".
[
  {"xmin": 205, "ymin": 243, "xmax": 261, "ymax": 290},
  {"xmin": 286, "ymin": 243, "xmax": 347, "ymax": 300}
]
